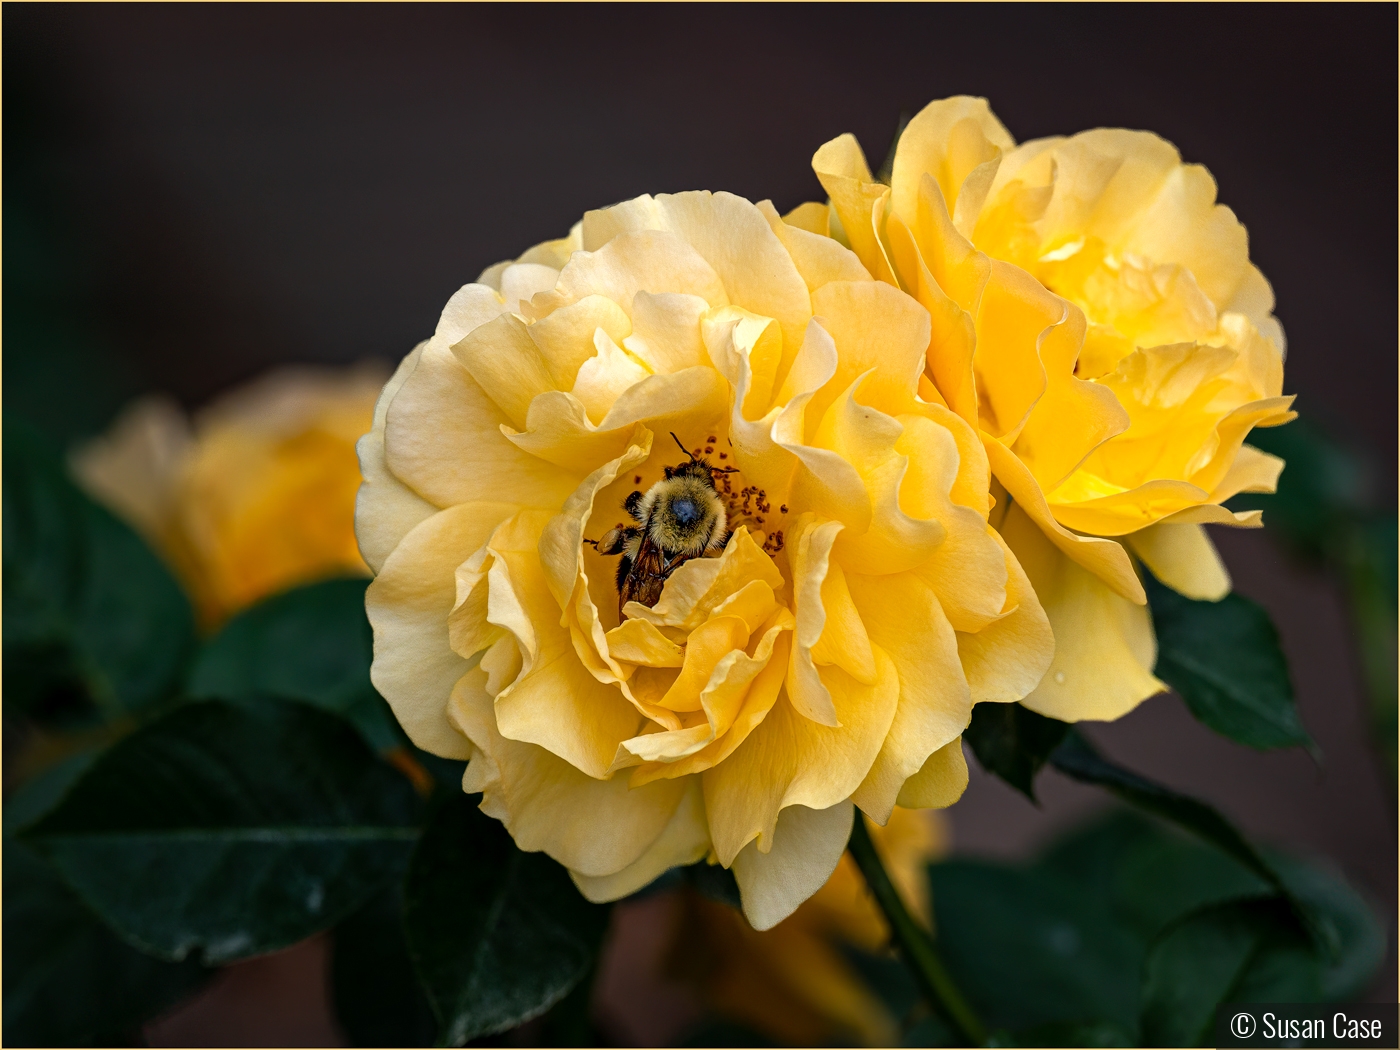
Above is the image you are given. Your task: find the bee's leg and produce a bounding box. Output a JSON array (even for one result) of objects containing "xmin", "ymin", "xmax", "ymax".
[
  {"xmin": 615, "ymin": 553, "xmax": 634, "ymax": 593},
  {"xmin": 597, "ymin": 527, "xmax": 628, "ymax": 555},
  {"xmin": 623, "ymin": 490, "xmax": 646, "ymax": 523}
]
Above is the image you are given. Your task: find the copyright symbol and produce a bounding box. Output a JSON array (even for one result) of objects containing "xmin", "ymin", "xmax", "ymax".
[{"xmin": 1231, "ymin": 1012, "xmax": 1256, "ymax": 1038}]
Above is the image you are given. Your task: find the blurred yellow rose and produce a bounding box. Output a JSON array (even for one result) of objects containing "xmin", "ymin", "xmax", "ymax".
[
  {"xmin": 73, "ymin": 365, "xmax": 386, "ymax": 626},
  {"xmin": 358, "ymin": 190, "xmax": 1052, "ymax": 928},
  {"xmin": 669, "ymin": 806, "xmax": 946, "ymax": 1045},
  {"xmin": 809, "ymin": 97, "xmax": 1293, "ymax": 722}
]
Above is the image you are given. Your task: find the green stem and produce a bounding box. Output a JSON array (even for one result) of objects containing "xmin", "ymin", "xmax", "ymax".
[{"xmin": 847, "ymin": 813, "xmax": 987, "ymax": 1046}]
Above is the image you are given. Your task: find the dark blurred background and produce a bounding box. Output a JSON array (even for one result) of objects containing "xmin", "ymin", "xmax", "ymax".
[{"xmin": 5, "ymin": 3, "xmax": 1395, "ymax": 1044}]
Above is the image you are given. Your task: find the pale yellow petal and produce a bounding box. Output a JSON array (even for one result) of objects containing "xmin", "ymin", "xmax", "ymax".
[
  {"xmin": 623, "ymin": 291, "xmax": 710, "ymax": 374},
  {"xmin": 383, "ymin": 341, "xmax": 576, "ymax": 509},
  {"xmin": 487, "ymin": 514, "xmax": 644, "ymax": 778},
  {"xmin": 812, "ymin": 134, "xmax": 897, "ymax": 285},
  {"xmin": 450, "ymin": 669, "xmax": 688, "ymax": 877},
  {"xmin": 704, "ymin": 647, "xmax": 899, "ymax": 865},
  {"xmin": 1001, "ymin": 502, "xmax": 1164, "ymax": 721},
  {"xmin": 891, "ymin": 95, "xmax": 1014, "ymax": 232},
  {"xmin": 451, "ymin": 312, "xmax": 557, "ymax": 430},
  {"xmin": 895, "ymin": 737, "xmax": 969, "ymax": 809},
  {"xmin": 1126, "ymin": 522, "xmax": 1230, "ymax": 601},
  {"xmin": 757, "ymin": 199, "xmax": 872, "ymax": 293},
  {"xmin": 366, "ymin": 501, "xmax": 520, "ymax": 757},
  {"xmin": 732, "ymin": 800, "xmax": 855, "ymax": 931},
  {"xmin": 571, "ymin": 778, "xmax": 710, "ymax": 902},
  {"xmin": 355, "ymin": 344, "xmax": 438, "ymax": 572},
  {"xmin": 549, "ymin": 227, "xmax": 729, "ymax": 315},
  {"xmin": 526, "ymin": 293, "xmax": 634, "ymax": 389}
]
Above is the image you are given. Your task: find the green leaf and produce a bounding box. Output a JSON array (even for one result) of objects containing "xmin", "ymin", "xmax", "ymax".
[
  {"xmin": 24, "ymin": 698, "xmax": 421, "ymax": 963},
  {"xmin": 332, "ymin": 888, "xmax": 437, "ymax": 1047},
  {"xmin": 188, "ymin": 577, "xmax": 403, "ymax": 753},
  {"xmin": 964, "ymin": 701, "xmax": 1070, "ymax": 800},
  {"xmin": 3, "ymin": 840, "xmax": 208, "ymax": 1046},
  {"xmin": 1268, "ymin": 855, "xmax": 1387, "ymax": 1002},
  {"xmin": 1140, "ymin": 899, "xmax": 1319, "ymax": 1047},
  {"xmin": 1145, "ymin": 570, "xmax": 1311, "ymax": 751},
  {"xmin": 403, "ymin": 792, "xmax": 609, "ymax": 1046},
  {"xmin": 3, "ymin": 748, "xmax": 103, "ymax": 838},
  {"xmin": 3, "ymin": 420, "xmax": 194, "ymax": 721},
  {"xmin": 926, "ymin": 859, "xmax": 1143, "ymax": 1032},
  {"xmin": 1231, "ymin": 419, "xmax": 1376, "ymax": 560},
  {"xmin": 1048, "ymin": 733, "xmax": 1338, "ymax": 957},
  {"xmin": 1036, "ymin": 811, "xmax": 1273, "ymax": 945}
]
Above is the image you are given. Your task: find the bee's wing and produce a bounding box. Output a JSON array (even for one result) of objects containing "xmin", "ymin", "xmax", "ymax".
[{"xmin": 620, "ymin": 534, "xmax": 669, "ymax": 611}]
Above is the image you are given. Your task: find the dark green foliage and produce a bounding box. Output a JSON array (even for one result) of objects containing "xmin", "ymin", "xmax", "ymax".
[
  {"xmin": 3, "ymin": 420, "xmax": 194, "ymax": 724},
  {"xmin": 963, "ymin": 702, "xmax": 1069, "ymax": 800},
  {"xmin": 3, "ymin": 840, "xmax": 209, "ymax": 1047},
  {"xmin": 188, "ymin": 577, "xmax": 403, "ymax": 753},
  {"xmin": 25, "ymin": 699, "xmax": 421, "ymax": 964},
  {"xmin": 403, "ymin": 793, "xmax": 610, "ymax": 1046},
  {"xmin": 1145, "ymin": 571, "xmax": 1311, "ymax": 751},
  {"xmin": 333, "ymin": 888, "xmax": 438, "ymax": 1047},
  {"xmin": 925, "ymin": 811, "xmax": 1385, "ymax": 1048}
]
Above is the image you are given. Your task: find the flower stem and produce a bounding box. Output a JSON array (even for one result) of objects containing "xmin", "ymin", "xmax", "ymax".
[{"xmin": 847, "ymin": 813, "xmax": 987, "ymax": 1047}]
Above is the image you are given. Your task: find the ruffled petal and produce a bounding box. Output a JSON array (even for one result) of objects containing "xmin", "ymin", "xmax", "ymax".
[
  {"xmin": 984, "ymin": 434, "xmax": 1145, "ymax": 603},
  {"xmin": 954, "ymin": 527, "xmax": 1055, "ymax": 704},
  {"xmin": 1126, "ymin": 522, "xmax": 1230, "ymax": 601},
  {"xmin": 731, "ymin": 800, "xmax": 855, "ymax": 931},
  {"xmin": 571, "ymin": 778, "xmax": 710, "ymax": 902},
  {"xmin": 895, "ymin": 737, "xmax": 969, "ymax": 809},
  {"xmin": 703, "ymin": 646, "xmax": 899, "ymax": 865},
  {"xmin": 847, "ymin": 570, "xmax": 969, "ymax": 823},
  {"xmin": 1000, "ymin": 502, "xmax": 1164, "ymax": 722},
  {"xmin": 384, "ymin": 341, "xmax": 577, "ymax": 509},
  {"xmin": 450, "ymin": 669, "xmax": 688, "ymax": 877},
  {"xmin": 355, "ymin": 343, "xmax": 438, "ymax": 573},
  {"xmin": 366, "ymin": 501, "xmax": 520, "ymax": 757}
]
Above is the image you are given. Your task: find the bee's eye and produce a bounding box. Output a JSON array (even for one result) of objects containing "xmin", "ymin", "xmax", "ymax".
[{"xmin": 670, "ymin": 497, "xmax": 699, "ymax": 525}]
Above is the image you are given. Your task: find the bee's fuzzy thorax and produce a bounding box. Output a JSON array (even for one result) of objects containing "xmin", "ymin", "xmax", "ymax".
[{"xmin": 646, "ymin": 474, "xmax": 724, "ymax": 556}]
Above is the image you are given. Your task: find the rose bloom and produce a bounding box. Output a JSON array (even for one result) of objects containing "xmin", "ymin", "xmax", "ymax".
[
  {"xmin": 73, "ymin": 365, "xmax": 385, "ymax": 625},
  {"xmin": 808, "ymin": 97, "xmax": 1293, "ymax": 721},
  {"xmin": 357, "ymin": 192, "xmax": 1052, "ymax": 927}
]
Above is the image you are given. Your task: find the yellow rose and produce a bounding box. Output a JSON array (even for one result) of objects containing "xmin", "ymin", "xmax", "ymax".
[
  {"xmin": 670, "ymin": 806, "xmax": 946, "ymax": 1045},
  {"xmin": 72, "ymin": 365, "xmax": 385, "ymax": 625},
  {"xmin": 357, "ymin": 191, "xmax": 1052, "ymax": 927},
  {"xmin": 810, "ymin": 97, "xmax": 1293, "ymax": 722}
]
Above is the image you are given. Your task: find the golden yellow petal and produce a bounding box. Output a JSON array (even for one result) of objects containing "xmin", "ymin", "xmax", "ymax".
[
  {"xmin": 894, "ymin": 737, "xmax": 969, "ymax": 809},
  {"xmin": 984, "ymin": 434, "xmax": 1145, "ymax": 603},
  {"xmin": 1126, "ymin": 522, "xmax": 1230, "ymax": 601},
  {"xmin": 846, "ymin": 571, "xmax": 968, "ymax": 823},
  {"xmin": 954, "ymin": 527, "xmax": 1055, "ymax": 704},
  {"xmin": 1001, "ymin": 502, "xmax": 1164, "ymax": 721}
]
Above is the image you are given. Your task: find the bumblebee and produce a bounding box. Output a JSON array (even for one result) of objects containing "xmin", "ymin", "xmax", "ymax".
[{"xmin": 596, "ymin": 434, "xmax": 732, "ymax": 616}]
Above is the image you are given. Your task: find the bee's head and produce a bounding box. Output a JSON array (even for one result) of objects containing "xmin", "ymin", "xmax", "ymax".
[{"xmin": 647, "ymin": 473, "xmax": 727, "ymax": 556}]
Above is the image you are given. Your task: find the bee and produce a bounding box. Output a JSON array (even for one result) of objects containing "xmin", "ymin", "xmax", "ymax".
[{"xmin": 595, "ymin": 433, "xmax": 734, "ymax": 617}]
